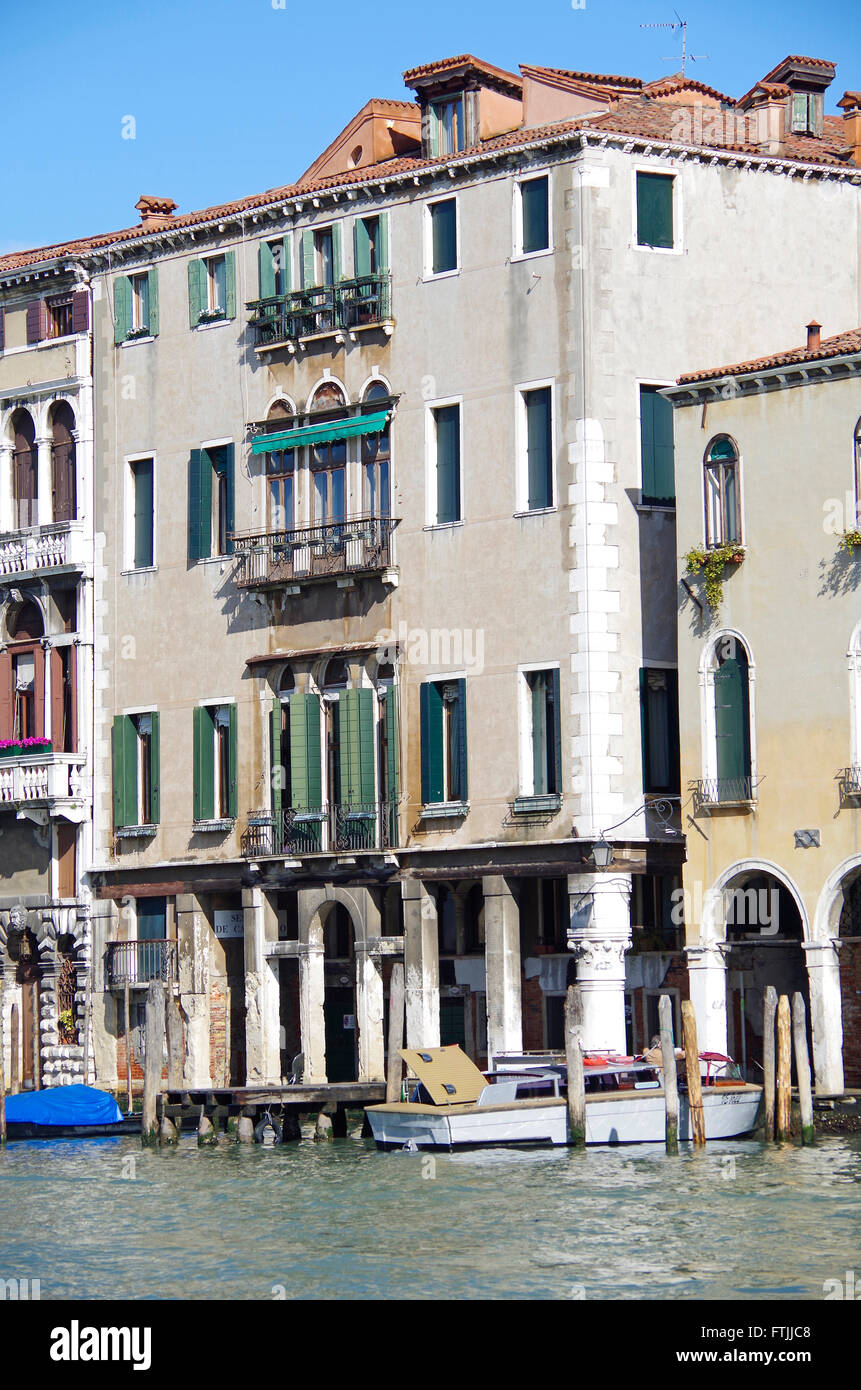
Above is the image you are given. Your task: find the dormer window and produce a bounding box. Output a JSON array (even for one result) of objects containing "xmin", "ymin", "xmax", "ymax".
[
  {"xmin": 430, "ymin": 96, "xmax": 465, "ymax": 156},
  {"xmin": 790, "ymin": 91, "xmax": 823, "ymax": 136}
]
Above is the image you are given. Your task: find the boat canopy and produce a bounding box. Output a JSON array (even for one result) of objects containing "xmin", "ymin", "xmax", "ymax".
[
  {"xmin": 5, "ymin": 1085, "xmax": 123, "ymax": 1127},
  {"xmin": 400, "ymin": 1045, "xmax": 487, "ymax": 1106}
]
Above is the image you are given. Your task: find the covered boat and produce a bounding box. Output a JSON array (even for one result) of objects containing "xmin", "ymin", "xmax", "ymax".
[
  {"xmin": 365, "ymin": 1045, "xmax": 763, "ymax": 1150},
  {"xmin": 3, "ymin": 1085, "xmax": 139, "ymax": 1140}
]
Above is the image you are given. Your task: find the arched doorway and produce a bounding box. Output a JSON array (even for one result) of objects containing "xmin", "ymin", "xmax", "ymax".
[
  {"xmin": 323, "ymin": 903, "xmax": 357, "ymax": 1081},
  {"xmin": 838, "ymin": 874, "xmax": 861, "ymax": 1087},
  {"xmin": 721, "ymin": 871, "xmax": 809, "ymax": 1082}
]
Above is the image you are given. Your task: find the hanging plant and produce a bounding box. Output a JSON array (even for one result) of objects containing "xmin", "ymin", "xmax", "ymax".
[
  {"xmin": 685, "ymin": 544, "xmax": 745, "ymax": 614},
  {"xmin": 839, "ymin": 530, "xmax": 861, "ymax": 558}
]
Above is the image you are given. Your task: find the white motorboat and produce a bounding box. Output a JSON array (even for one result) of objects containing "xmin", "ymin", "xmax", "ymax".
[{"xmin": 365, "ymin": 1045, "xmax": 763, "ymax": 1150}]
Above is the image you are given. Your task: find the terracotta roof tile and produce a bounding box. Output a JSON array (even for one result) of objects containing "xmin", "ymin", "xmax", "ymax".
[
  {"xmin": 523, "ymin": 64, "xmax": 642, "ymax": 91},
  {"xmin": 677, "ymin": 326, "xmax": 861, "ymax": 383},
  {"xmin": 402, "ymin": 54, "xmax": 522, "ymax": 89},
  {"xmin": 761, "ymin": 55, "xmax": 837, "ymax": 81},
  {"xmin": 642, "ymin": 75, "xmax": 734, "ymax": 104}
]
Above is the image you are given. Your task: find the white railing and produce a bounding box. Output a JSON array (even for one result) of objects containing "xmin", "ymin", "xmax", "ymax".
[
  {"xmin": 0, "ymin": 521, "xmax": 86, "ymax": 575},
  {"xmin": 0, "ymin": 753, "xmax": 87, "ymax": 805}
]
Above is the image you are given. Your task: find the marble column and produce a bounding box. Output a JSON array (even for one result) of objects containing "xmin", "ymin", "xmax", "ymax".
[
  {"xmin": 685, "ymin": 942, "xmax": 729, "ymax": 1057},
  {"xmin": 567, "ymin": 871, "xmax": 632, "ymax": 1054},
  {"xmin": 242, "ymin": 887, "xmax": 280, "ymax": 1085},
  {"xmin": 483, "ymin": 876, "xmax": 522, "ymax": 1063},
  {"xmin": 401, "ymin": 880, "xmax": 439, "ymax": 1049},
  {"xmin": 804, "ymin": 939, "xmax": 845, "ymax": 1095}
]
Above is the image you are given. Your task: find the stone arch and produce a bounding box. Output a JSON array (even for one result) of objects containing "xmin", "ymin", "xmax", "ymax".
[
  {"xmin": 814, "ymin": 853, "xmax": 861, "ymax": 942},
  {"xmin": 702, "ymin": 858, "xmax": 810, "ymax": 945}
]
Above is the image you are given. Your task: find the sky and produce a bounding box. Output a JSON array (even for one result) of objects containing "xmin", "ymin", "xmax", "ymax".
[{"xmin": 2, "ymin": 0, "xmax": 860, "ymax": 254}]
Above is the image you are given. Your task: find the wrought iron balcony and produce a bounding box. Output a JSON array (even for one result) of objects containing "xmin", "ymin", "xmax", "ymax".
[
  {"xmin": 247, "ymin": 273, "xmax": 392, "ymax": 349},
  {"xmin": 838, "ymin": 766, "xmax": 861, "ymax": 799},
  {"xmin": 105, "ymin": 940, "xmax": 178, "ymax": 990},
  {"xmin": 242, "ymin": 802, "xmax": 399, "ymax": 859},
  {"xmin": 230, "ymin": 515, "xmax": 397, "ymax": 591},
  {"xmin": 694, "ymin": 777, "xmax": 756, "ymax": 809},
  {"xmin": 0, "ymin": 520, "xmax": 86, "ymax": 577}
]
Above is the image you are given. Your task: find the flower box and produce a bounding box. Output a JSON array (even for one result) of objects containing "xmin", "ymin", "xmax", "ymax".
[{"xmin": 0, "ymin": 743, "xmax": 22, "ymax": 758}]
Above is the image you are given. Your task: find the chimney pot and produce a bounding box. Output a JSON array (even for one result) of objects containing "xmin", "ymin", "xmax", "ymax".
[{"xmin": 807, "ymin": 321, "xmax": 822, "ymax": 351}]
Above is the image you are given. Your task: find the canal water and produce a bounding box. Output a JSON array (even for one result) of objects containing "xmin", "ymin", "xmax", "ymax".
[{"xmin": 1, "ymin": 1130, "xmax": 859, "ymax": 1300}]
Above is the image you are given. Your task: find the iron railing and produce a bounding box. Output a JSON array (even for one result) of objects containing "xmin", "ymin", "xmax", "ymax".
[
  {"xmin": 839, "ymin": 766, "xmax": 861, "ymax": 798},
  {"xmin": 230, "ymin": 515, "xmax": 397, "ymax": 590},
  {"xmin": 694, "ymin": 777, "xmax": 756, "ymax": 808},
  {"xmin": 247, "ymin": 273, "xmax": 392, "ymax": 348},
  {"xmin": 242, "ymin": 801, "xmax": 399, "ymax": 858},
  {"xmin": 105, "ymin": 940, "xmax": 178, "ymax": 990}
]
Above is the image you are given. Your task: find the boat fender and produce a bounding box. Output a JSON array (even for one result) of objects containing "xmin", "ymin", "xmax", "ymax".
[{"xmin": 254, "ymin": 1114, "xmax": 283, "ymax": 1146}]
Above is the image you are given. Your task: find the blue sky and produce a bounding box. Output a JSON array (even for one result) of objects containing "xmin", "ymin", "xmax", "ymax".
[{"xmin": 3, "ymin": 0, "xmax": 859, "ymax": 253}]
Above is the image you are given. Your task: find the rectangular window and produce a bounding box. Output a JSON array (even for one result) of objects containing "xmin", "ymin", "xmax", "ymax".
[
  {"xmin": 131, "ymin": 273, "xmax": 150, "ymax": 331},
  {"xmin": 429, "ymin": 199, "xmax": 458, "ymax": 276},
  {"xmin": 521, "ymin": 386, "xmax": 554, "ymax": 511},
  {"xmin": 639, "ymin": 386, "xmax": 675, "ymax": 504},
  {"xmin": 46, "ymin": 296, "xmax": 73, "ymax": 339},
  {"xmin": 188, "ymin": 253, "xmax": 235, "ymax": 326},
  {"xmin": 188, "ymin": 444, "xmax": 235, "ymax": 560},
  {"xmin": 430, "ymin": 404, "xmax": 461, "ymax": 525},
  {"xmin": 362, "ymin": 416, "xmax": 390, "ymax": 517},
  {"xmin": 259, "ymin": 237, "xmax": 290, "ymax": 298},
  {"xmin": 114, "ymin": 269, "xmax": 158, "ymax": 342},
  {"xmin": 355, "ymin": 216, "xmax": 379, "ymax": 276},
  {"xmin": 267, "ymin": 448, "xmax": 295, "ymax": 531},
  {"xmin": 431, "ymin": 96, "xmax": 465, "ymax": 156},
  {"xmin": 522, "ymin": 668, "xmax": 561, "ymax": 796},
  {"xmin": 12, "ymin": 652, "xmax": 36, "ymax": 741},
  {"xmin": 130, "ymin": 458, "xmax": 154, "ymax": 569},
  {"xmin": 207, "ymin": 256, "xmax": 226, "ymax": 313},
  {"xmin": 636, "ymin": 172, "xmax": 674, "ymax": 249},
  {"xmin": 194, "ymin": 703, "xmax": 237, "ymax": 822},
  {"xmin": 420, "ymin": 679, "xmax": 467, "ymax": 805},
  {"xmin": 518, "ymin": 176, "xmax": 550, "ymax": 256},
  {"xmin": 112, "ymin": 711, "xmax": 160, "ymax": 828},
  {"xmin": 639, "ymin": 668, "xmax": 680, "ymax": 794}
]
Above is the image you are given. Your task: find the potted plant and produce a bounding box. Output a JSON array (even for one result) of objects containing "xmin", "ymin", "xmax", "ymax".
[
  {"xmin": 21, "ymin": 736, "xmax": 52, "ymax": 755},
  {"xmin": 57, "ymin": 1008, "xmax": 78, "ymax": 1045},
  {"xmin": 839, "ymin": 530, "xmax": 861, "ymax": 558},
  {"xmin": 685, "ymin": 544, "xmax": 745, "ymax": 616},
  {"xmin": 0, "ymin": 739, "xmax": 22, "ymax": 759}
]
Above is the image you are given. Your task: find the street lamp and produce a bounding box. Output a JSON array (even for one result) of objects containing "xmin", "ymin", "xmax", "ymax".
[{"xmin": 591, "ymin": 835, "xmax": 614, "ymax": 869}]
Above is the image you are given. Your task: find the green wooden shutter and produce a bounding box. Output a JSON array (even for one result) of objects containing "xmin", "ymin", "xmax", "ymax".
[
  {"xmin": 377, "ymin": 212, "xmax": 390, "ymax": 273},
  {"xmin": 301, "ymin": 231, "xmax": 315, "ymax": 288},
  {"xmin": 715, "ymin": 658, "xmax": 750, "ymax": 787},
  {"xmin": 455, "ymin": 678, "xmax": 468, "ymax": 801},
  {"xmin": 385, "ymin": 686, "xmax": 399, "ymax": 802},
  {"xmin": 271, "ymin": 697, "xmax": 282, "ymax": 815},
  {"xmin": 147, "ymin": 268, "xmax": 159, "ymax": 336},
  {"xmin": 188, "ymin": 449, "xmax": 212, "ymax": 561},
  {"xmin": 640, "ymin": 389, "xmax": 656, "ymax": 500},
  {"xmin": 354, "ymin": 217, "xmax": 372, "ymax": 278},
  {"xmin": 521, "ymin": 176, "xmax": 549, "ymax": 254},
  {"xmin": 187, "ymin": 258, "xmax": 204, "ymax": 327},
  {"xmin": 339, "ymin": 687, "xmax": 376, "ymax": 806},
  {"xmin": 149, "ymin": 711, "xmax": 160, "ymax": 825},
  {"xmin": 216, "ymin": 443, "xmax": 235, "ymax": 553},
  {"xmin": 420, "ymin": 681, "xmax": 444, "ymax": 804},
  {"xmin": 549, "ymin": 668, "xmax": 561, "ymax": 795},
  {"xmin": 224, "ymin": 251, "xmax": 236, "ymax": 319},
  {"xmin": 112, "ymin": 714, "xmax": 137, "ymax": 828},
  {"xmin": 652, "ymin": 391, "xmax": 675, "ymax": 502},
  {"xmin": 193, "ymin": 705, "xmax": 215, "ymax": 821},
  {"xmin": 228, "ymin": 703, "xmax": 238, "ymax": 818},
  {"xmin": 259, "ymin": 240, "xmax": 276, "ymax": 299},
  {"xmin": 289, "ymin": 692, "xmax": 322, "ymax": 808},
  {"xmin": 133, "ymin": 459, "xmax": 154, "ymax": 568},
  {"xmin": 532, "ymin": 673, "xmax": 548, "ymax": 795},
  {"xmin": 332, "ymin": 223, "xmax": 343, "ymax": 282},
  {"xmin": 435, "ymin": 404, "xmax": 460, "ymax": 524},
  {"xmin": 667, "ymin": 668, "xmax": 680, "ymax": 794},
  {"xmin": 113, "ymin": 276, "xmax": 132, "ymax": 344},
  {"xmin": 526, "ymin": 388, "xmax": 552, "ymax": 510},
  {"xmin": 639, "ymin": 668, "xmax": 650, "ymax": 794},
  {"xmin": 636, "ymin": 172, "xmax": 674, "ymax": 249},
  {"xmin": 281, "ymin": 235, "xmax": 292, "ymax": 293},
  {"xmin": 432, "ymin": 200, "xmax": 457, "ymax": 274}
]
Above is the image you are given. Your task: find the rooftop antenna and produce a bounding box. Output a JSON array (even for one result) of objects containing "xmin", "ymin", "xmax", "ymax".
[{"xmin": 640, "ymin": 10, "xmax": 708, "ymax": 78}]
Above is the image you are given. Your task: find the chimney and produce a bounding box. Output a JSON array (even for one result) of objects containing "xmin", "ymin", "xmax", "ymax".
[
  {"xmin": 838, "ymin": 92, "xmax": 861, "ymax": 166},
  {"xmin": 742, "ymin": 84, "xmax": 790, "ymax": 154},
  {"xmin": 135, "ymin": 195, "xmax": 178, "ymax": 230},
  {"xmin": 807, "ymin": 321, "xmax": 822, "ymax": 352}
]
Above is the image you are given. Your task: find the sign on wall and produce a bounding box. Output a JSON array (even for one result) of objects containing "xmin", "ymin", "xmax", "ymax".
[{"xmin": 213, "ymin": 910, "xmax": 244, "ymax": 940}]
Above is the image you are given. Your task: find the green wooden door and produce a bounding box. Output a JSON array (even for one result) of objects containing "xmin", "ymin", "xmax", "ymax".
[
  {"xmin": 324, "ymin": 985, "xmax": 357, "ymax": 1083},
  {"xmin": 715, "ymin": 656, "xmax": 750, "ymax": 795}
]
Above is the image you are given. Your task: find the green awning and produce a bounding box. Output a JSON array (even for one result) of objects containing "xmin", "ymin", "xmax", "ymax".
[{"xmin": 251, "ymin": 410, "xmax": 390, "ymax": 455}]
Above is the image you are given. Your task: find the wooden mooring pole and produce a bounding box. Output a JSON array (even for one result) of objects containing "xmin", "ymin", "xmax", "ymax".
[
  {"xmin": 0, "ymin": 1004, "xmax": 6, "ymax": 1148},
  {"xmin": 564, "ymin": 984, "xmax": 586, "ymax": 1148},
  {"xmin": 124, "ymin": 981, "xmax": 133, "ymax": 1115},
  {"xmin": 762, "ymin": 986, "xmax": 777, "ymax": 1141},
  {"xmin": 681, "ymin": 1000, "xmax": 706, "ymax": 1147},
  {"xmin": 659, "ymin": 994, "xmax": 678, "ymax": 1154},
  {"xmin": 776, "ymin": 994, "xmax": 792, "ymax": 1141},
  {"xmin": 385, "ymin": 963, "xmax": 405, "ymax": 1105},
  {"xmin": 141, "ymin": 981, "xmax": 165, "ymax": 1147},
  {"xmin": 10, "ymin": 1005, "xmax": 19, "ymax": 1095},
  {"xmin": 791, "ymin": 992, "xmax": 815, "ymax": 1146},
  {"xmin": 165, "ymin": 988, "xmax": 183, "ymax": 1092},
  {"xmin": 81, "ymin": 966, "xmax": 92, "ymax": 1086}
]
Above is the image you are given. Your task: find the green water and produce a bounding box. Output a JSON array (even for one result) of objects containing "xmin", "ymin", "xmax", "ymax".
[{"xmin": 1, "ymin": 1130, "xmax": 859, "ymax": 1300}]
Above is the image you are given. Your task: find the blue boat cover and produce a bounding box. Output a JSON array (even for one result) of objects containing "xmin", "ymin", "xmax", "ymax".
[{"xmin": 5, "ymin": 1085, "xmax": 123, "ymax": 1127}]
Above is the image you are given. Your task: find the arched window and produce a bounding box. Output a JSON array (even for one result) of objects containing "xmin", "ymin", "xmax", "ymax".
[
  {"xmin": 4, "ymin": 601, "xmax": 45, "ymax": 743},
  {"xmin": 361, "ymin": 381, "xmax": 391, "ymax": 517},
  {"xmin": 265, "ymin": 400, "xmax": 295, "ymax": 533},
  {"xmin": 12, "ymin": 409, "xmax": 37, "ymax": 529},
  {"xmin": 704, "ymin": 436, "xmax": 741, "ymax": 547},
  {"xmin": 710, "ymin": 636, "xmax": 752, "ymax": 801},
  {"xmin": 50, "ymin": 402, "xmax": 77, "ymax": 523},
  {"xmin": 308, "ymin": 384, "xmax": 347, "ymax": 527}
]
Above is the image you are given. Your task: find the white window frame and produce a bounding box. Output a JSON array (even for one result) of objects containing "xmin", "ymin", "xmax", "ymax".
[
  {"xmin": 632, "ymin": 164, "xmax": 684, "ymax": 257},
  {"xmin": 515, "ymin": 378, "xmax": 556, "ymax": 515},
  {"xmin": 511, "ymin": 171, "xmax": 554, "ymax": 262},
  {"xmin": 424, "ymin": 395, "xmax": 464, "ymax": 528},
  {"xmin": 200, "ymin": 251, "xmax": 227, "ymax": 313},
  {"xmin": 699, "ymin": 629, "xmax": 757, "ymax": 790},
  {"xmin": 200, "ymin": 436, "xmax": 233, "ymax": 561},
  {"xmin": 701, "ymin": 434, "xmax": 745, "ymax": 549},
  {"xmin": 423, "ymin": 195, "xmax": 460, "ymax": 282},
  {"xmin": 123, "ymin": 452, "xmax": 157, "ymax": 573},
  {"xmin": 517, "ymin": 661, "xmax": 560, "ymax": 797},
  {"xmin": 130, "ymin": 272, "xmax": 150, "ymax": 332}
]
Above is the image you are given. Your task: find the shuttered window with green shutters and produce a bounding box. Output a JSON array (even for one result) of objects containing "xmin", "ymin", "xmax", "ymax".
[
  {"xmin": 112, "ymin": 712, "xmax": 159, "ymax": 827},
  {"xmin": 639, "ymin": 386, "xmax": 675, "ymax": 503},
  {"xmin": 430, "ymin": 199, "xmax": 457, "ymax": 275},
  {"xmin": 130, "ymin": 458, "xmax": 154, "ymax": 568},
  {"xmin": 520, "ymin": 176, "xmax": 550, "ymax": 254},
  {"xmin": 639, "ymin": 668, "xmax": 680, "ymax": 794},
  {"xmin": 384, "ymin": 686, "xmax": 399, "ymax": 843},
  {"xmin": 524, "ymin": 387, "xmax": 553, "ymax": 510},
  {"xmin": 636, "ymin": 172, "xmax": 674, "ymax": 249},
  {"xmin": 337, "ymin": 688, "xmax": 376, "ymax": 806},
  {"xmin": 288, "ymin": 693, "xmax": 322, "ymax": 809},
  {"xmin": 421, "ymin": 679, "xmax": 467, "ymax": 804},
  {"xmin": 433, "ymin": 404, "xmax": 461, "ymax": 524},
  {"xmin": 193, "ymin": 703, "xmax": 237, "ymax": 822},
  {"xmin": 113, "ymin": 276, "xmax": 132, "ymax": 344},
  {"xmin": 188, "ymin": 443, "xmax": 234, "ymax": 560},
  {"xmin": 188, "ymin": 252, "xmax": 236, "ymax": 325},
  {"xmin": 715, "ymin": 651, "xmax": 750, "ymax": 786},
  {"xmin": 259, "ymin": 237, "xmax": 291, "ymax": 298}
]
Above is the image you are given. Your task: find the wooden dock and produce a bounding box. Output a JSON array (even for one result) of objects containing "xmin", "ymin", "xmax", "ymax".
[{"xmin": 158, "ymin": 1083, "xmax": 387, "ymax": 1141}]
